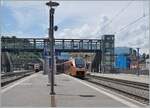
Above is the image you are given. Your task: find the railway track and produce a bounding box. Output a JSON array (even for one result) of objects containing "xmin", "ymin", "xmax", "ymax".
[
  {"xmin": 85, "ymin": 74, "xmax": 149, "ymax": 105},
  {"xmin": 1, "ymin": 70, "xmax": 34, "ymax": 87}
]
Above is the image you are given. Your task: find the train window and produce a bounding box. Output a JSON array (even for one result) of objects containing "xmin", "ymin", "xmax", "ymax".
[{"xmin": 75, "ymin": 58, "xmax": 85, "ymax": 68}]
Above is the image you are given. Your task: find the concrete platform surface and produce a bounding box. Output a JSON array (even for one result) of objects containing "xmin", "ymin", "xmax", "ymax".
[
  {"xmin": 90, "ymin": 72, "xmax": 149, "ymax": 84},
  {"xmin": 1, "ymin": 72, "xmax": 147, "ymax": 107}
]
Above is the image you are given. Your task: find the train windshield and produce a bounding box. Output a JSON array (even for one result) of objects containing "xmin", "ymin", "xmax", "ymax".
[{"xmin": 75, "ymin": 58, "xmax": 85, "ymax": 68}]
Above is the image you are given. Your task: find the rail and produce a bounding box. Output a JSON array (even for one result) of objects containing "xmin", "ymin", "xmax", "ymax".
[
  {"xmin": 1, "ymin": 70, "xmax": 35, "ymax": 86},
  {"xmin": 85, "ymin": 74, "xmax": 149, "ymax": 105}
]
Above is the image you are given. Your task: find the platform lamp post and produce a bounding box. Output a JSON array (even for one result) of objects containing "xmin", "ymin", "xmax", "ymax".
[{"xmin": 46, "ymin": 1, "xmax": 59, "ymax": 95}]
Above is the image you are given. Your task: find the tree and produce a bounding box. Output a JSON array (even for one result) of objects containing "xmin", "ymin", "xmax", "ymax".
[
  {"xmin": 12, "ymin": 36, "xmax": 16, "ymax": 39},
  {"xmin": 146, "ymin": 54, "xmax": 149, "ymax": 59},
  {"xmin": 140, "ymin": 53, "xmax": 146, "ymax": 63},
  {"xmin": 142, "ymin": 53, "xmax": 146, "ymax": 60},
  {"xmin": 129, "ymin": 48, "xmax": 132, "ymax": 55},
  {"xmin": 133, "ymin": 50, "xmax": 136, "ymax": 56}
]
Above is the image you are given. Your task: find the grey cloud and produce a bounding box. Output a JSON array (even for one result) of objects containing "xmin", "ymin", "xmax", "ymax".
[{"xmin": 56, "ymin": 15, "xmax": 111, "ymax": 39}]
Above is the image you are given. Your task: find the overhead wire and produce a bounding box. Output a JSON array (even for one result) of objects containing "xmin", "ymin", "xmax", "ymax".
[
  {"xmin": 114, "ymin": 1, "xmax": 149, "ymax": 34},
  {"xmin": 114, "ymin": 14, "xmax": 148, "ymax": 34},
  {"xmin": 101, "ymin": 0, "xmax": 134, "ymax": 31}
]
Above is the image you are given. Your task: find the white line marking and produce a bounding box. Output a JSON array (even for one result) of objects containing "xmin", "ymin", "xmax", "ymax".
[
  {"xmin": 63, "ymin": 74, "xmax": 142, "ymax": 108},
  {"xmin": 1, "ymin": 73, "xmax": 38, "ymax": 93}
]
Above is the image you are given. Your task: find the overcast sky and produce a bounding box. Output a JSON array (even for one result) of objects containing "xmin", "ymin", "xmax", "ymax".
[{"xmin": 1, "ymin": 0, "xmax": 149, "ymax": 53}]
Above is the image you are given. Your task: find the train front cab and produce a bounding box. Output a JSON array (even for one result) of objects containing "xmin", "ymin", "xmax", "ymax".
[
  {"xmin": 34, "ymin": 64, "xmax": 40, "ymax": 72},
  {"xmin": 76, "ymin": 69, "xmax": 86, "ymax": 78},
  {"xmin": 69, "ymin": 63, "xmax": 86, "ymax": 78}
]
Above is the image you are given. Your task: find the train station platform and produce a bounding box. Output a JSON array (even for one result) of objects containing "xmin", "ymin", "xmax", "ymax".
[
  {"xmin": 1, "ymin": 72, "xmax": 147, "ymax": 107},
  {"xmin": 90, "ymin": 72, "xmax": 149, "ymax": 84}
]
